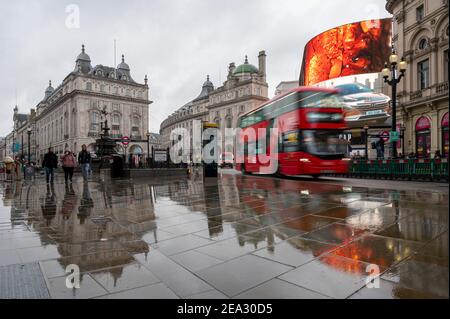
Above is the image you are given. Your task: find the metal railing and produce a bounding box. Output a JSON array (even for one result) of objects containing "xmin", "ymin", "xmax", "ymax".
[{"xmin": 344, "ymin": 158, "xmax": 448, "ymax": 182}]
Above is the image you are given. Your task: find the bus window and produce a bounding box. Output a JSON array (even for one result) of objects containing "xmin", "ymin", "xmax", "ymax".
[
  {"xmin": 301, "ymin": 130, "xmax": 347, "ymax": 156},
  {"xmin": 282, "ymin": 130, "xmax": 301, "ymax": 153}
]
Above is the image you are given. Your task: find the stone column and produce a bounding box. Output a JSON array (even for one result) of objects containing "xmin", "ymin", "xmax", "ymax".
[{"xmin": 430, "ymin": 108, "xmax": 439, "ymax": 154}]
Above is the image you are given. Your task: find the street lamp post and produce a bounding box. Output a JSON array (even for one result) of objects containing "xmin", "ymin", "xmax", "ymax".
[
  {"xmin": 382, "ymin": 50, "xmax": 407, "ymax": 159},
  {"xmin": 146, "ymin": 132, "xmax": 151, "ymax": 167},
  {"xmin": 25, "ymin": 127, "xmax": 32, "ymax": 180},
  {"xmin": 363, "ymin": 125, "xmax": 369, "ymax": 160},
  {"xmin": 27, "ymin": 127, "xmax": 32, "ymax": 165},
  {"xmin": 12, "ymin": 128, "xmax": 16, "ymax": 159},
  {"xmin": 21, "ymin": 134, "xmax": 24, "ymax": 161}
]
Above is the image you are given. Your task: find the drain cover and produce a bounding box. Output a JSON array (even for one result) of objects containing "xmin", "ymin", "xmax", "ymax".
[{"xmin": 0, "ymin": 262, "xmax": 50, "ymax": 299}]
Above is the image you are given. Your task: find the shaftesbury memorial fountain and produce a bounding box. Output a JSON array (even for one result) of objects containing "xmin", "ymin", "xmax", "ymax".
[{"xmin": 94, "ymin": 106, "xmax": 124, "ymax": 176}]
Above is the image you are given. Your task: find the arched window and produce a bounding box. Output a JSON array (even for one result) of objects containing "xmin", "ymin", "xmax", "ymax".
[
  {"xmin": 442, "ymin": 112, "xmax": 449, "ymax": 158},
  {"xmin": 415, "ymin": 116, "xmax": 431, "ymax": 158}
]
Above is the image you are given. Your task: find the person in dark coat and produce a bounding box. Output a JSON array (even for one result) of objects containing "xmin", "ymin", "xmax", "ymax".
[
  {"xmin": 42, "ymin": 147, "xmax": 58, "ymax": 183},
  {"xmin": 78, "ymin": 144, "xmax": 92, "ymax": 180}
]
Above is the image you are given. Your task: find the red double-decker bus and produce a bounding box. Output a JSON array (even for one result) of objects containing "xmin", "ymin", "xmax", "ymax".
[{"xmin": 235, "ymin": 87, "xmax": 350, "ymax": 177}]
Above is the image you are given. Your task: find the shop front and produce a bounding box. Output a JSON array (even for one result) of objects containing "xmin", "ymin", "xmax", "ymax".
[
  {"xmin": 415, "ymin": 116, "xmax": 431, "ymax": 158},
  {"xmin": 442, "ymin": 112, "xmax": 449, "ymax": 158}
]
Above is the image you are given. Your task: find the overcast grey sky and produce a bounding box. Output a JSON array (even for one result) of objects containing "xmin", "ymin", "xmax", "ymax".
[{"xmin": 0, "ymin": 0, "xmax": 390, "ymax": 136}]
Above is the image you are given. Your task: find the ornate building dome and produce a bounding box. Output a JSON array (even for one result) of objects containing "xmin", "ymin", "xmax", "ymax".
[
  {"xmin": 44, "ymin": 80, "xmax": 54, "ymax": 99},
  {"xmin": 117, "ymin": 54, "xmax": 130, "ymax": 71},
  {"xmin": 75, "ymin": 44, "xmax": 92, "ymax": 73},
  {"xmin": 193, "ymin": 75, "xmax": 214, "ymax": 102},
  {"xmin": 233, "ymin": 56, "xmax": 259, "ymax": 75}
]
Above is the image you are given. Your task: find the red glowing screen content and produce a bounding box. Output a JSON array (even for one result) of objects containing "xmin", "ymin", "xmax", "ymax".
[{"xmin": 299, "ymin": 18, "xmax": 392, "ymax": 86}]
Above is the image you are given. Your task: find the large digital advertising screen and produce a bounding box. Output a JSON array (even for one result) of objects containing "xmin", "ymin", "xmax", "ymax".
[{"xmin": 299, "ymin": 18, "xmax": 392, "ymax": 86}]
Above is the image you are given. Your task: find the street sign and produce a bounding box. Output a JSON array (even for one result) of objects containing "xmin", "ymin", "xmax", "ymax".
[
  {"xmin": 121, "ymin": 136, "xmax": 130, "ymax": 147},
  {"xmin": 380, "ymin": 131, "xmax": 390, "ymax": 142},
  {"xmin": 389, "ymin": 131, "xmax": 400, "ymax": 142},
  {"xmin": 154, "ymin": 150, "xmax": 167, "ymax": 162},
  {"xmin": 12, "ymin": 142, "xmax": 20, "ymax": 153}
]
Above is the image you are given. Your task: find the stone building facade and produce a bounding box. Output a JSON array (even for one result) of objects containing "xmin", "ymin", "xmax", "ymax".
[
  {"xmin": 160, "ymin": 51, "xmax": 269, "ymax": 157},
  {"xmin": 2, "ymin": 45, "xmax": 152, "ymax": 163},
  {"xmin": 387, "ymin": 0, "xmax": 449, "ymax": 157}
]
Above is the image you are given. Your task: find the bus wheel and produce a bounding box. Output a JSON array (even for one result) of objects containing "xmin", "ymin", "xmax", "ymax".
[{"xmin": 311, "ymin": 174, "xmax": 321, "ymax": 179}]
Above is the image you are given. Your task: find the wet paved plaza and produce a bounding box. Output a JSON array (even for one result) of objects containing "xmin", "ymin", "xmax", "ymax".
[{"xmin": 0, "ymin": 170, "xmax": 448, "ymax": 299}]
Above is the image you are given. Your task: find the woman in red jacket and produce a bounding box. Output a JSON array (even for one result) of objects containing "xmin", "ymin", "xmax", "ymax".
[{"xmin": 61, "ymin": 150, "xmax": 76, "ymax": 183}]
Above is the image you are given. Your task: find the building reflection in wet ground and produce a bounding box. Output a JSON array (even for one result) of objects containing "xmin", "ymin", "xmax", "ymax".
[{"xmin": 0, "ymin": 171, "xmax": 448, "ymax": 299}]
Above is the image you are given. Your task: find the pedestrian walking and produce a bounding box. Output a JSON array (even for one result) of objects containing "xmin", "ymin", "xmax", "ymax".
[
  {"xmin": 42, "ymin": 147, "xmax": 58, "ymax": 183},
  {"xmin": 434, "ymin": 150, "xmax": 442, "ymax": 160},
  {"xmin": 78, "ymin": 144, "xmax": 92, "ymax": 180},
  {"xmin": 61, "ymin": 149, "xmax": 76, "ymax": 183}
]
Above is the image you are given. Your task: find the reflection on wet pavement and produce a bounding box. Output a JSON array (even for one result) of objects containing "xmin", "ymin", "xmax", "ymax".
[{"xmin": 0, "ymin": 171, "xmax": 448, "ymax": 299}]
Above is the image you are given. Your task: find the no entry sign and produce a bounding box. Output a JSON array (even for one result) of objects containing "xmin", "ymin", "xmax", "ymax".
[
  {"xmin": 380, "ymin": 131, "xmax": 390, "ymax": 142},
  {"xmin": 122, "ymin": 136, "xmax": 130, "ymax": 147}
]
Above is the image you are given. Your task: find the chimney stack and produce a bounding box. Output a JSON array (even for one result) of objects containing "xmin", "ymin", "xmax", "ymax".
[{"xmin": 258, "ymin": 50, "xmax": 266, "ymax": 81}]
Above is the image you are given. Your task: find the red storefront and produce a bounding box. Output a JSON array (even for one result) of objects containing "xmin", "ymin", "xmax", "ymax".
[
  {"xmin": 415, "ymin": 116, "xmax": 431, "ymax": 158},
  {"xmin": 442, "ymin": 112, "xmax": 449, "ymax": 158}
]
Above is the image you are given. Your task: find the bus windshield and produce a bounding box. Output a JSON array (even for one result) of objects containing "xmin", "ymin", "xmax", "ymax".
[{"xmin": 302, "ymin": 130, "xmax": 348, "ymax": 156}]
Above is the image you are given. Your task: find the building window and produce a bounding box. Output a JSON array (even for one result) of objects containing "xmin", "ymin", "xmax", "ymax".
[
  {"xmin": 90, "ymin": 112, "xmax": 100, "ymax": 132},
  {"xmin": 112, "ymin": 114, "xmax": 121, "ymax": 137},
  {"xmin": 445, "ymin": 50, "xmax": 449, "ymax": 82},
  {"xmin": 86, "ymin": 82, "xmax": 92, "ymax": 91},
  {"xmin": 418, "ymin": 59, "xmax": 429, "ymax": 90},
  {"xmin": 416, "ymin": 5, "xmax": 424, "ymax": 22},
  {"xmin": 132, "ymin": 116, "xmax": 140, "ymax": 138}
]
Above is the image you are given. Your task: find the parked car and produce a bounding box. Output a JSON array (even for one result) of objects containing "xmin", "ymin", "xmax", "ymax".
[
  {"xmin": 219, "ymin": 152, "xmax": 234, "ymax": 169},
  {"xmin": 336, "ymin": 83, "xmax": 391, "ymax": 123}
]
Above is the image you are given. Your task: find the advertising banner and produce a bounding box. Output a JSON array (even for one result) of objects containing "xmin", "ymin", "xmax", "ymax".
[{"xmin": 299, "ymin": 18, "xmax": 392, "ymax": 86}]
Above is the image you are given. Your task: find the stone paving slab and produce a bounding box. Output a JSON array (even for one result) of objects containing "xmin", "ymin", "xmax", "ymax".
[
  {"xmin": 0, "ymin": 173, "xmax": 448, "ymax": 299},
  {"xmin": 0, "ymin": 262, "xmax": 50, "ymax": 299}
]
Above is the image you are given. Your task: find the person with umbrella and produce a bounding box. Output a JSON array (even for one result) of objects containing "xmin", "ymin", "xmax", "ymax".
[{"xmin": 3, "ymin": 156, "xmax": 15, "ymax": 182}]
